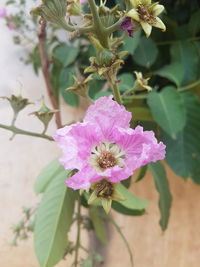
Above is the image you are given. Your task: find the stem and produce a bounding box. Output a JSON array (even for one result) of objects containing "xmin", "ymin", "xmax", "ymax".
[
  {"xmin": 59, "ymin": 19, "xmax": 93, "ymax": 33},
  {"xmin": 37, "ymin": 21, "xmax": 62, "ymax": 129},
  {"xmin": 0, "ymin": 123, "xmax": 53, "ymax": 141},
  {"xmin": 74, "ymin": 196, "xmax": 81, "ymax": 267},
  {"xmin": 178, "ymin": 79, "xmax": 200, "ymax": 92},
  {"xmin": 88, "ymin": 0, "xmax": 109, "ymax": 48},
  {"xmin": 106, "ymin": 17, "xmax": 124, "ymax": 35},
  {"xmin": 108, "ymin": 78, "xmax": 122, "ymax": 104},
  {"xmin": 123, "ymin": 94, "xmax": 148, "ymax": 100},
  {"xmin": 108, "ymin": 215, "xmax": 134, "ymax": 267},
  {"xmin": 11, "ymin": 112, "xmax": 18, "ymax": 126}
]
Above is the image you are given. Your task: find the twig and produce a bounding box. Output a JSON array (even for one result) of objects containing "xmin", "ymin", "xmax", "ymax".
[
  {"xmin": 74, "ymin": 196, "xmax": 81, "ymax": 267},
  {"xmin": 108, "ymin": 215, "xmax": 134, "ymax": 267},
  {"xmin": 37, "ymin": 21, "xmax": 62, "ymax": 129},
  {"xmin": 0, "ymin": 123, "xmax": 53, "ymax": 141}
]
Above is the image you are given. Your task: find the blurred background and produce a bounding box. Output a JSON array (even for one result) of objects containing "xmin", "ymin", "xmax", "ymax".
[{"xmin": 1, "ymin": 0, "xmax": 200, "ymax": 266}]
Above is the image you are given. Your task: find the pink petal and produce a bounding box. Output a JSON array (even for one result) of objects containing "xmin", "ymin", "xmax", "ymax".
[
  {"xmin": 65, "ymin": 165, "xmax": 98, "ymax": 190},
  {"xmin": 84, "ymin": 95, "xmax": 132, "ymax": 129},
  {"xmin": 54, "ymin": 122, "xmax": 101, "ymax": 170}
]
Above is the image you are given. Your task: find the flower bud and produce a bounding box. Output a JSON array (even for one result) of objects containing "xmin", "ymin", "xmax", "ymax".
[
  {"xmin": 88, "ymin": 179, "xmax": 125, "ymax": 213},
  {"xmin": 1, "ymin": 94, "xmax": 31, "ymax": 114},
  {"xmin": 133, "ymin": 71, "xmax": 152, "ymax": 92},
  {"xmin": 31, "ymin": 0, "xmax": 67, "ymax": 25},
  {"xmin": 65, "ymin": 75, "xmax": 93, "ymax": 99},
  {"xmin": 30, "ymin": 100, "xmax": 58, "ymax": 133}
]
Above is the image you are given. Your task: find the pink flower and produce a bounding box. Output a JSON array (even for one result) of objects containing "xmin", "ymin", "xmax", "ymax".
[
  {"xmin": 0, "ymin": 8, "xmax": 7, "ymax": 18},
  {"xmin": 54, "ymin": 96, "xmax": 166, "ymax": 190},
  {"xmin": 80, "ymin": 0, "xmax": 87, "ymax": 3}
]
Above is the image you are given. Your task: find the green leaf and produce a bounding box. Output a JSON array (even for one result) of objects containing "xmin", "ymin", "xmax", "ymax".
[
  {"xmin": 170, "ymin": 41, "xmax": 199, "ymax": 85},
  {"xmin": 191, "ymin": 165, "xmax": 200, "ymax": 185},
  {"xmin": 88, "ymin": 79, "xmax": 104, "ymax": 99},
  {"xmin": 135, "ymin": 165, "xmax": 148, "ymax": 183},
  {"xmin": 122, "ymin": 30, "xmax": 141, "ymax": 54},
  {"xmin": 155, "ymin": 62, "xmax": 184, "ymax": 87},
  {"xmin": 162, "ymin": 92, "xmax": 200, "ymax": 178},
  {"xmin": 89, "ymin": 207, "xmax": 108, "ymax": 244},
  {"xmin": 54, "ymin": 44, "xmax": 79, "ymax": 67},
  {"xmin": 116, "ymin": 183, "xmax": 148, "ymax": 210},
  {"xmin": 93, "ymin": 91, "xmax": 111, "ymax": 99},
  {"xmin": 112, "ymin": 201, "xmax": 145, "ymax": 216},
  {"xmin": 188, "ymin": 10, "xmax": 200, "ymax": 37},
  {"xmin": 59, "ymin": 67, "xmax": 79, "ymax": 106},
  {"xmin": 147, "ymin": 86, "xmax": 186, "ymax": 138},
  {"xmin": 34, "ymin": 170, "xmax": 76, "ymax": 267},
  {"xmin": 132, "ymin": 37, "xmax": 158, "ymax": 68},
  {"xmin": 34, "ymin": 159, "xmax": 64, "ymax": 194},
  {"xmin": 149, "ymin": 162, "xmax": 172, "ymax": 231},
  {"xmin": 118, "ymin": 73, "xmax": 135, "ymax": 92}
]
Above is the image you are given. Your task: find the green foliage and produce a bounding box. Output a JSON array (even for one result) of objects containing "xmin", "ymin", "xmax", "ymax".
[
  {"xmin": 147, "ymin": 86, "xmax": 186, "ymax": 138},
  {"xmin": 149, "ymin": 162, "xmax": 172, "ymax": 231},
  {"xmin": 34, "ymin": 159, "xmax": 64, "ymax": 194},
  {"xmin": 132, "ymin": 37, "xmax": 158, "ymax": 68},
  {"xmin": 59, "ymin": 67, "xmax": 79, "ymax": 106},
  {"xmin": 89, "ymin": 207, "xmax": 108, "ymax": 244},
  {"xmin": 34, "ymin": 170, "xmax": 76, "ymax": 267},
  {"xmin": 122, "ymin": 30, "xmax": 141, "ymax": 54},
  {"xmin": 54, "ymin": 44, "xmax": 80, "ymax": 67},
  {"xmin": 162, "ymin": 92, "xmax": 200, "ymax": 178},
  {"xmin": 118, "ymin": 73, "xmax": 135, "ymax": 92},
  {"xmin": 117, "ymin": 183, "xmax": 148, "ymax": 211},
  {"xmin": 135, "ymin": 165, "xmax": 148, "ymax": 183}
]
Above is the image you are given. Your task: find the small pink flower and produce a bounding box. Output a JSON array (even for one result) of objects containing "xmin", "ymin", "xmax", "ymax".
[
  {"xmin": 54, "ymin": 96, "xmax": 166, "ymax": 190},
  {"xmin": 0, "ymin": 8, "xmax": 7, "ymax": 18},
  {"xmin": 80, "ymin": 0, "xmax": 87, "ymax": 3}
]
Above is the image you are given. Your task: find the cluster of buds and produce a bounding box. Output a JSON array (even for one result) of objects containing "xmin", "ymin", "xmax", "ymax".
[
  {"xmin": 11, "ymin": 207, "xmax": 35, "ymax": 246},
  {"xmin": 84, "ymin": 37, "xmax": 128, "ymax": 78}
]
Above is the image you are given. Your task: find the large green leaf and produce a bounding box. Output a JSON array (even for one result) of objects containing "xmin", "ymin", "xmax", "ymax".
[
  {"xmin": 118, "ymin": 73, "xmax": 135, "ymax": 92},
  {"xmin": 155, "ymin": 62, "xmax": 184, "ymax": 87},
  {"xmin": 170, "ymin": 41, "xmax": 199, "ymax": 85},
  {"xmin": 34, "ymin": 170, "xmax": 76, "ymax": 267},
  {"xmin": 34, "ymin": 159, "xmax": 64, "ymax": 194},
  {"xmin": 149, "ymin": 162, "xmax": 172, "ymax": 231},
  {"xmin": 112, "ymin": 201, "xmax": 145, "ymax": 216},
  {"xmin": 147, "ymin": 86, "xmax": 186, "ymax": 138},
  {"xmin": 188, "ymin": 10, "xmax": 200, "ymax": 37},
  {"xmin": 89, "ymin": 207, "xmax": 108, "ymax": 244},
  {"xmin": 59, "ymin": 67, "xmax": 79, "ymax": 106},
  {"xmin": 162, "ymin": 92, "xmax": 200, "ymax": 178},
  {"xmin": 132, "ymin": 37, "xmax": 158, "ymax": 68},
  {"xmin": 135, "ymin": 165, "xmax": 148, "ymax": 183},
  {"xmin": 117, "ymin": 183, "xmax": 148, "ymax": 210},
  {"xmin": 122, "ymin": 30, "xmax": 141, "ymax": 54},
  {"xmin": 54, "ymin": 44, "xmax": 79, "ymax": 67}
]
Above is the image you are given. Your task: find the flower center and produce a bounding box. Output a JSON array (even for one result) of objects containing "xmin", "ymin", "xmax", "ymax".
[
  {"xmin": 137, "ymin": 4, "xmax": 156, "ymax": 25},
  {"xmin": 97, "ymin": 151, "xmax": 117, "ymax": 169},
  {"xmin": 89, "ymin": 142, "xmax": 125, "ymax": 171}
]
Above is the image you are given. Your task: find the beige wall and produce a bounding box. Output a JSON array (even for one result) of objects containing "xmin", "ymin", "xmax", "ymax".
[{"xmin": 1, "ymin": 4, "xmax": 200, "ymax": 267}]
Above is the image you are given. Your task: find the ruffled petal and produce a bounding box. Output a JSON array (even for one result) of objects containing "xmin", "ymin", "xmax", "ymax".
[
  {"xmin": 54, "ymin": 122, "xmax": 101, "ymax": 170},
  {"xmin": 84, "ymin": 95, "xmax": 132, "ymax": 129},
  {"xmin": 65, "ymin": 166, "xmax": 99, "ymax": 190},
  {"xmin": 113, "ymin": 126, "xmax": 166, "ymax": 171}
]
